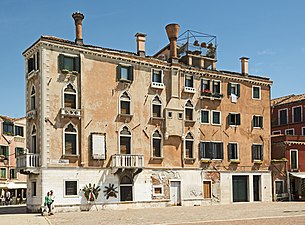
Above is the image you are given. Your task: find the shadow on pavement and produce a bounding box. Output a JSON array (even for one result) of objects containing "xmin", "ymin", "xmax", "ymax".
[{"xmin": 0, "ymin": 205, "xmax": 27, "ymax": 215}]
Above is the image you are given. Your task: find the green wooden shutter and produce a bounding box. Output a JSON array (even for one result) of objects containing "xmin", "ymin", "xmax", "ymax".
[
  {"xmin": 260, "ymin": 116, "xmax": 263, "ymax": 128},
  {"xmin": 228, "ymin": 114, "xmax": 232, "ymax": 125},
  {"xmin": 260, "ymin": 146, "xmax": 264, "ymax": 160},
  {"xmin": 252, "ymin": 145, "xmax": 255, "ymax": 160},
  {"xmin": 58, "ymin": 54, "xmax": 64, "ymax": 71},
  {"xmin": 129, "ymin": 65, "xmax": 134, "ymax": 81},
  {"xmin": 228, "ymin": 144, "xmax": 232, "ymax": 160},
  {"xmin": 209, "ymin": 142, "xmax": 214, "ymax": 159},
  {"xmin": 236, "ymin": 114, "xmax": 241, "ymax": 125},
  {"xmin": 220, "ymin": 143, "xmax": 224, "ymax": 159},
  {"xmin": 237, "ymin": 84, "xmax": 240, "ymax": 97},
  {"xmin": 227, "ymin": 83, "xmax": 231, "ymax": 96},
  {"xmin": 199, "ymin": 142, "xmax": 204, "ymax": 159},
  {"xmin": 117, "ymin": 64, "xmax": 122, "ymax": 81},
  {"xmin": 74, "ymin": 56, "xmax": 80, "ymax": 72}
]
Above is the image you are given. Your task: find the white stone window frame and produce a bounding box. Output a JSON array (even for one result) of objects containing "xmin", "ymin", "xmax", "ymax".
[
  {"xmin": 62, "ymin": 83, "xmax": 78, "ymax": 109},
  {"xmin": 184, "ymin": 74, "xmax": 195, "ymax": 93},
  {"xmin": 290, "ymin": 149, "xmax": 298, "ymax": 170},
  {"xmin": 253, "ymin": 115, "xmax": 263, "ymax": 128},
  {"xmin": 212, "ymin": 79, "xmax": 221, "ymax": 94},
  {"xmin": 211, "ymin": 110, "xmax": 221, "ymax": 126},
  {"xmin": 184, "ymin": 99, "xmax": 194, "ymax": 121},
  {"xmin": 201, "ymin": 78, "xmax": 211, "ymax": 91},
  {"xmin": 62, "ymin": 122, "xmax": 79, "ymax": 156},
  {"xmin": 285, "ymin": 128, "xmax": 294, "ymax": 135},
  {"xmin": 118, "ymin": 125, "xmax": 132, "ymax": 154},
  {"xmin": 292, "ymin": 105, "xmax": 302, "ymax": 123},
  {"xmin": 274, "ymin": 179, "xmax": 285, "ymax": 195},
  {"xmin": 228, "ymin": 142, "xmax": 239, "ymax": 161},
  {"xmin": 228, "ymin": 112, "xmax": 240, "ymax": 127},
  {"xmin": 252, "ymin": 143, "xmax": 263, "ymax": 161},
  {"xmin": 152, "ymin": 185, "xmax": 164, "ymax": 197},
  {"xmin": 27, "ymin": 51, "xmax": 40, "ymax": 79},
  {"xmin": 200, "ymin": 109, "xmax": 210, "ymax": 124},
  {"xmin": 272, "ymin": 130, "xmax": 281, "ymax": 135},
  {"xmin": 252, "ymin": 85, "xmax": 261, "ymax": 100},
  {"xmin": 151, "ymin": 68, "xmax": 164, "ymax": 89},
  {"xmin": 64, "ymin": 179, "xmax": 79, "ymax": 198},
  {"xmin": 151, "ymin": 129, "xmax": 163, "ymax": 158},
  {"xmin": 278, "ymin": 108, "xmax": 288, "ymax": 125},
  {"xmin": 229, "ymin": 82, "xmax": 239, "ymax": 96},
  {"xmin": 119, "ymin": 91, "xmax": 132, "ymax": 115},
  {"xmin": 184, "ymin": 131, "xmax": 194, "ymax": 159},
  {"xmin": 0, "ymin": 167, "xmax": 6, "ymax": 179},
  {"xmin": 151, "ymin": 95, "xmax": 163, "ymax": 118}
]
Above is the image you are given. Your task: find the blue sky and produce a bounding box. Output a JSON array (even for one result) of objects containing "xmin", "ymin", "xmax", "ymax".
[{"xmin": 1, "ymin": 0, "xmax": 305, "ymax": 118}]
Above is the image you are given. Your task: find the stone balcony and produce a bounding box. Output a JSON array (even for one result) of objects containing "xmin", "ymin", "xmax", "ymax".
[
  {"xmin": 111, "ymin": 154, "xmax": 144, "ymax": 175},
  {"xmin": 60, "ymin": 108, "xmax": 81, "ymax": 118},
  {"xmin": 16, "ymin": 153, "xmax": 40, "ymax": 174}
]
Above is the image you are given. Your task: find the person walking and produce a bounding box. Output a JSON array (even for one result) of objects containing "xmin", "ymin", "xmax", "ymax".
[
  {"xmin": 5, "ymin": 190, "xmax": 10, "ymax": 206},
  {"xmin": 49, "ymin": 190, "xmax": 55, "ymax": 214},
  {"xmin": 44, "ymin": 192, "xmax": 53, "ymax": 215}
]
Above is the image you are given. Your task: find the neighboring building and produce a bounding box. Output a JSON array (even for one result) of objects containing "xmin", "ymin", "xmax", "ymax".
[
  {"xmin": 18, "ymin": 12, "xmax": 273, "ymax": 212},
  {"xmin": 0, "ymin": 116, "xmax": 27, "ymax": 204},
  {"xmin": 271, "ymin": 94, "xmax": 305, "ymax": 201}
]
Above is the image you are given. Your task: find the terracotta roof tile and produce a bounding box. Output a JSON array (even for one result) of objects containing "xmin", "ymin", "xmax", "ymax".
[{"xmin": 271, "ymin": 94, "xmax": 305, "ymax": 106}]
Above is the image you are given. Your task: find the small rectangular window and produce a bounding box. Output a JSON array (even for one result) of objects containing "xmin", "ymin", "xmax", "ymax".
[
  {"xmin": 212, "ymin": 80, "xmax": 221, "ymax": 94},
  {"xmin": 252, "ymin": 86, "xmax": 261, "ymax": 99},
  {"xmin": 15, "ymin": 126, "xmax": 24, "ymax": 137},
  {"xmin": 117, "ymin": 64, "xmax": 133, "ymax": 82},
  {"xmin": 212, "ymin": 111, "xmax": 221, "ymax": 125},
  {"xmin": 153, "ymin": 185, "xmax": 163, "ymax": 196},
  {"xmin": 293, "ymin": 106, "xmax": 302, "ymax": 123},
  {"xmin": 10, "ymin": 169, "xmax": 17, "ymax": 179},
  {"xmin": 3, "ymin": 122, "xmax": 14, "ymax": 135},
  {"xmin": 302, "ymin": 127, "xmax": 305, "ymax": 136},
  {"xmin": 290, "ymin": 150, "xmax": 298, "ymax": 170},
  {"xmin": 285, "ymin": 129, "xmax": 294, "ymax": 135},
  {"xmin": 65, "ymin": 180, "xmax": 78, "ymax": 196},
  {"xmin": 0, "ymin": 168, "xmax": 6, "ymax": 179},
  {"xmin": 31, "ymin": 181, "xmax": 37, "ymax": 197},
  {"xmin": 201, "ymin": 110, "xmax": 210, "ymax": 124},
  {"xmin": 228, "ymin": 83, "xmax": 240, "ymax": 97},
  {"xmin": 252, "ymin": 144, "xmax": 263, "ymax": 161},
  {"xmin": 228, "ymin": 113, "xmax": 241, "ymax": 126},
  {"xmin": 59, "ymin": 54, "xmax": 80, "ymax": 73},
  {"xmin": 279, "ymin": 109, "xmax": 288, "ymax": 125},
  {"xmin": 185, "ymin": 74, "xmax": 194, "ymax": 88},
  {"xmin": 201, "ymin": 79, "xmax": 211, "ymax": 96},
  {"xmin": 199, "ymin": 142, "xmax": 223, "ymax": 160},
  {"xmin": 272, "ymin": 130, "xmax": 281, "ymax": 135},
  {"xmin": 275, "ymin": 180, "xmax": 284, "ymax": 195},
  {"xmin": 15, "ymin": 147, "xmax": 24, "ymax": 157},
  {"xmin": 228, "ymin": 143, "xmax": 238, "ymax": 160},
  {"xmin": 178, "ymin": 113, "xmax": 183, "ymax": 120},
  {"xmin": 152, "ymin": 70, "xmax": 162, "ymax": 83},
  {"xmin": 253, "ymin": 115, "xmax": 263, "ymax": 128},
  {"xmin": 0, "ymin": 146, "xmax": 8, "ymax": 156},
  {"xmin": 168, "ymin": 111, "xmax": 172, "ymax": 119}
]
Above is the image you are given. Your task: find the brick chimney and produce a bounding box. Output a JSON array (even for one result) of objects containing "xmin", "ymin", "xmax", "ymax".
[
  {"xmin": 165, "ymin": 23, "xmax": 180, "ymax": 63},
  {"xmin": 240, "ymin": 57, "xmax": 249, "ymax": 75},
  {"xmin": 135, "ymin": 33, "xmax": 146, "ymax": 57},
  {"xmin": 72, "ymin": 12, "xmax": 85, "ymax": 45}
]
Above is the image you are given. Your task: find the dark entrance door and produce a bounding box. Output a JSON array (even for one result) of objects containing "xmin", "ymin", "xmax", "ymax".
[
  {"xmin": 253, "ymin": 175, "xmax": 261, "ymax": 201},
  {"xmin": 120, "ymin": 175, "xmax": 133, "ymax": 201},
  {"xmin": 233, "ymin": 175, "xmax": 248, "ymax": 202}
]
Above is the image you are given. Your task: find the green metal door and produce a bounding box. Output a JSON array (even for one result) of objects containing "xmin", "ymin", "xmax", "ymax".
[{"xmin": 233, "ymin": 176, "xmax": 248, "ymax": 202}]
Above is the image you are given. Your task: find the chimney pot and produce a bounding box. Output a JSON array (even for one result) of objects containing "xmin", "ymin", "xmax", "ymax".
[
  {"xmin": 165, "ymin": 23, "xmax": 180, "ymax": 62},
  {"xmin": 72, "ymin": 12, "xmax": 85, "ymax": 45},
  {"xmin": 240, "ymin": 57, "xmax": 249, "ymax": 75},
  {"xmin": 135, "ymin": 32, "xmax": 147, "ymax": 57}
]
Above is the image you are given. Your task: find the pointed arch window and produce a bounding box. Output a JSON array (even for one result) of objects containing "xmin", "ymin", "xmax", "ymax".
[
  {"xmin": 185, "ymin": 100, "xmax": 194, "ymax": 121},
  {"xmin": 152, "ymin": 96, "xmax": 162, "ymax": 118},
  {"xmin": 64, "ymin": 84, "xmax": 77, "ymax": 109},
  {"xmin": 31, "ymin": 125, "xmax": 37, "ymax": 153},
  {"xmin": 64, "ymin": 123, "xmax": 78, "ymax": 155},
  {"xmin": 184, "ymin": 132, "xmax": 194, "ymax": 159},
  {"xmin": 30, "ymin": 87, "xmax": 36, "ymax": 110},
  {"xmin": 120, "ymin": 92, "xmax": 131, "ymax": 115},
  {"xmin": 119, "ymin": 126, "xmax": 131, "ymax": 154},
  {"xmin": 152, "ymin": 130, "xmax": 162, "ymax": 158}
]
